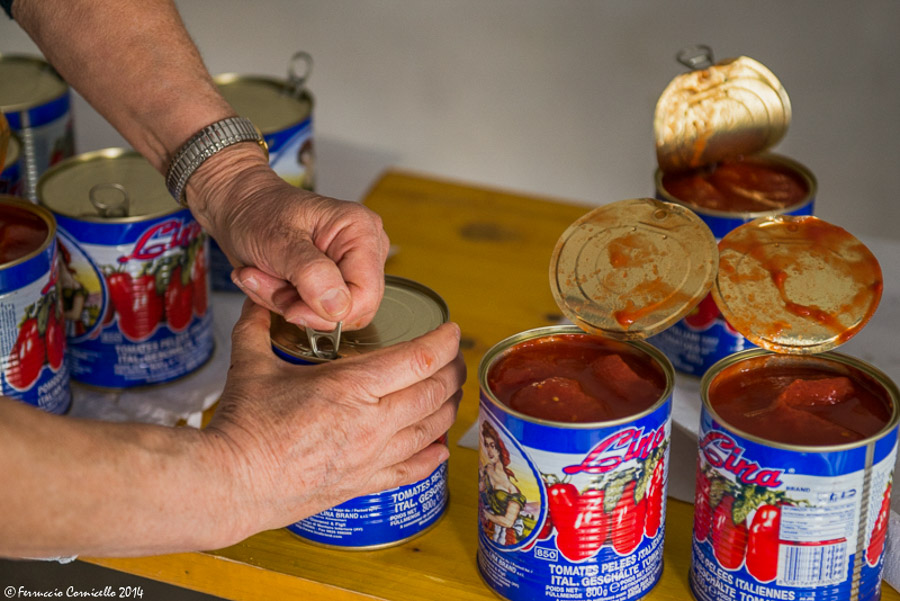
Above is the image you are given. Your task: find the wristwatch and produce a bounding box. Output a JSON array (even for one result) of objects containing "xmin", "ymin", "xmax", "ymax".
[{"xmin": 165, "ymin": 116, "xmax": 268, "ymax": 206}]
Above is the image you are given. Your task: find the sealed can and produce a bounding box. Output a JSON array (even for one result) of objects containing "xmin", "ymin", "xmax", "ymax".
[
  {"xmin": 272, "ymin": 275, "xmax": 450, "ymax": 549},
  {"xmin": 211, "ymin": 51, "xmax": 315, "ymax": 292},
  {"xmin": 0, "ymin": 196, "xmax": 71, "ymax": 413},
  {"xmin": 649, "ymin": 47, "xmax": 817, "ymax": 377},
  {"xmin": 1, "ymin": 130, "xmax": 23, "ymax": 197},
  {"xmin": 37, "ymin": 149, "xmax": 213, "ymax": 389},
  {"xmin": 0, "ymin": 53, "xmax": 75, "ymax": 202},
  {"xmin": 690, "ymin": 214, "xmax": 895, "ymax": 600},
  {"xmin": 478, "ymin": 198, "xmax": 718, "ymax": 601}
]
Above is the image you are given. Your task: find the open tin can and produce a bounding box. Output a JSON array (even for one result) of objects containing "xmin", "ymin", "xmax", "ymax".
[
  {"xmin": 477, "ymin": 198, "xmax": 717, "ymax": 601},
  {"xmin": 649, "ymin": 47, "xmax": 818, "ymax": 377},
  {"xmin": 272, "ymin": 275, "xmax": 451, "ymax": 549},
  {"xmin": 690, "ymin": 215, "xmax": 896, "ymax": 601}
]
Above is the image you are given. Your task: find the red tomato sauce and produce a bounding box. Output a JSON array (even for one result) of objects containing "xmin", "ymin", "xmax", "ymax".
[
  {"xmin": 661, "ymin": 155, "xmax": 809, "ymax": 213},
  {"xmin": 487, "ymin": 334, "xmax": 666, "ymax": 423},
  {"xmin": 709, "ymin": 355, "xmax": 893, "ymax": 446},
  {"xmin": 0, "ymin": 204, "xmax": 50, "ymax": 265}
]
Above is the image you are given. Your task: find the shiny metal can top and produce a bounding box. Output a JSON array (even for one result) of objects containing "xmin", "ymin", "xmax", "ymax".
[
  {"xmin": 37, "ymin": 148, "xmax": 180, "ymax": 222},
  {"xmin": 271, "ymin": 274, "xmax": 449, "ymax": 361},
  {"xmin": 215, "ymin": 51, "xmax": 314, "ymax": 135},
  {"xmin": 0, "ymin": 53, "xmax": 69, "ymax": 112},
  {"xmin": 714, "ymin": 215, "xmax": 882, "ymax": 354},
  {"xmin": 0, "ymin": 194, "xmax": 57, "ymax": 271},
  {"xmin": 654, "ymin": 47, "xmax": 791, "ymax": 173},
  {"xmin": 549, "ymin": 197, "xmax": 718, "ymax": 340}
]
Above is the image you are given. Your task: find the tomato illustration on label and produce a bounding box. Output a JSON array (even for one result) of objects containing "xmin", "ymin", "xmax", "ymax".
[
  {"xmin": 45, "ymin": 309, "xmax": 66, "ymax": 370},
  {"xmin": 745, "ymin": 504, "xmax": 781, "ymax": 582},
  {"xmin": 108, "ymin": 271, "xmax": 163, "ymax": 341},
  {"xmin": 6, "ymin": 317, "xmax": 46, "ymax": 390},
  {"xmin": 610, "ymin": 480, "xmax": 646, "ymax": 555},
  {"xmin": 556, "ymin": 487, "xmax": 608, "ymax": 561},
  {"xmin": 684, "ymin": 293, "xmax": 720, "ymax": 330},
  {"xmin": 644, "ymin": 456, "xmax": 665, "ymax": 538},
  {"xmin": 711, "ymin": 494, "xmax": 747, "ymax": 570},
  {"xmin": 165, "ymin": 264, "xmax": 193, "ymax": 332},
  {"xmin": 694, "ymin": 462, "xmax": 712, "ymax": 542},
  {"xmin": 866, "ymin": 482, "xmax": 891, "ymax": 567}
]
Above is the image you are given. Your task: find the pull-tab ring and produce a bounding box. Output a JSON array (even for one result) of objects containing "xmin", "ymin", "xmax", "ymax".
[
  {"xmin": 306, "ymin": 321, "xmax": 342, "ymax": 360},
  {"xmin": 676, "ymin": 45, "xmax": 714, "ymax": 70},
  {"xmin": 288, "ymin": 51, "xmax": 313, "ymax": 98},
  {"xmin": 89, "ymin": 183, "xmax": 130, "ymax": 218}
]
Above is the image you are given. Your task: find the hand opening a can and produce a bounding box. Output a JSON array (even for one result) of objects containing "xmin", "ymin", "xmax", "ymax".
[
  {"xmin": 187, "ymin": 144, "xmax": 390, "ymax": 332},
  {"xmin": 203, "ymin": 300, "xmax": 466, "ymax": 536}
]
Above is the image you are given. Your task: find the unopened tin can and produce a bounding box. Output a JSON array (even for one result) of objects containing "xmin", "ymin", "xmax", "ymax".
[
  {"xmin": 272, "ymin": 275, "xmax": 450, "ymax": 549},
  {"xmin": 0, "ymin": 54, "xmax": 75, "ymax": 201},
  {"xmin": 0, "ymin": 196, "xmax": 71, "ymax": 413},
  {"xmin": 478, "ymin": 198, "xmax": 718, "ymax": 601},
  {"xmin": 1, "ymin": 130, "xmax": 23, "ymax": 197},
  {"xmin": 37, "ymin": 149, "xmax": 213, "ymax": 388},
  {"xmin": 690, "ymin": 214, "xmax": 893, "ymax": 601},
  {"xmin": 650, "ymin": 48, "xmax": 817, "ymax": 377},
  {"xmin": 211, "ymin": 51, "xmax": 316, "ymax": 292}
]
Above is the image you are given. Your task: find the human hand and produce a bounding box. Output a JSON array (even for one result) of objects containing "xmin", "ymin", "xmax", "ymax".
[
  {"xmin": 203, "ymin": 300, "xmax": 465, "ymax": 535},
  {"xmin": 187, "ymin": 146, "xmax": 390, "ymax": 330}
]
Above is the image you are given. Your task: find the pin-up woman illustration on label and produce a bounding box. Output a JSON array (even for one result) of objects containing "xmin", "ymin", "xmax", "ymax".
[{"xmin": 479, "ymin": 420, "xmax": 528, "ymax": 546}]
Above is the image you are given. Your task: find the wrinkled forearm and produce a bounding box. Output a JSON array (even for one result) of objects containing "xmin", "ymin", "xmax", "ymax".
[{"xmin": 0, "ymin": 398, "xmax": 250, "ymax": 558}]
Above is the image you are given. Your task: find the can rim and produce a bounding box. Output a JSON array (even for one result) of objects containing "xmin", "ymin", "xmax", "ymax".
[
  {"xmin": 0, "ymin": 195, "xmax": 57, "ymax": 271},
  {"xmin": 654, "ymin": 152, "xmax": 817, "ymax": 221},
  {"xmin": 700, "ymin": 348, "xmax": 900, "ymax": 452},
  {"xmin": 478, "ymin": 324, "xmax": 675, "ymax": 429},
  {"xmin": 36, "ymin": 147, "xmax": 183, "ymax": 223},
  {"xmin": 0, "ymin": 53, "xmax": 69, "ymax": 112}
]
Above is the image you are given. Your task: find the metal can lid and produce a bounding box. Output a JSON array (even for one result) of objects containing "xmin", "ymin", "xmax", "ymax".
[
  {"xmin": 0, "ymin": 54, "xmax": 68, "ymax": 111},
  {"xmin": 215, "ymin": 73, "xmax": 313, "ymax": 135},
  {"xmin": 37, "ymin": 148, "xmax": 179, "ymax": 222},
  {"xmin": 713, "ymin": 215, "xmax": 882, "ymax": 354},
  {"xmin": 549, "ymin": 197, "xmax": 718, "ymax": 340},
  {"xmin": 271, "ymin": 275, "xmax": 449, "ymax": 360},
  {"xmin": 654, "ymin": 52, "xmax": 791, "ymax": 173}
]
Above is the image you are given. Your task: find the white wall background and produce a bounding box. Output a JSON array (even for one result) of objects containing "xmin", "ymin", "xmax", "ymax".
[{"xmin": 3, "ymin": 0, "xmax": 899, "ymax": 241}]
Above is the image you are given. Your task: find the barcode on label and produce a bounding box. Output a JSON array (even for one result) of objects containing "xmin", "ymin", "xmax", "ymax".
[{"xmin": 778, "ymin": 541, "xmax": 847, "ymax": 587}]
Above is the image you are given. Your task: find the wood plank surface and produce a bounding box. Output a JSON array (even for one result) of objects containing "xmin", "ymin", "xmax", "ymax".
[{"xmin": 83, "ymin": 170, "xmax": 899, "ymax": 601}]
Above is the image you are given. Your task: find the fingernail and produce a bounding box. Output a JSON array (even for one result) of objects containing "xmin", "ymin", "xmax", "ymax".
[
  {"xmin": 321, "ymin": 288, "xmax": 350, "ymax": 317},
  {"xmin": 239, "ymin": 274, "xmax": 259, "ymax": 292}
]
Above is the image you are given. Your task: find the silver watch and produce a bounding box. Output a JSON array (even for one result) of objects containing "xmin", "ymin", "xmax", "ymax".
[{"xmin": 165, "ymin": 116, "xmax": 267, "ymax": 206}]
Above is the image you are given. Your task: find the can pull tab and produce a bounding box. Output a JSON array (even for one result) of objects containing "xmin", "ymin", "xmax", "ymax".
[
  {"xmin": 306, "ymin": 321, "xmax": 342, "ymax": 360},
  {"xmin": 89, "ymin": 183, "xmax": 130, "ymax": 218},
  {"xmin": 287, "ymin": 50, "xmax": 313, "ymax": 99},
  {"xmin": 676, "ymin": 44, "xmax": 715, "ymax": 70}
]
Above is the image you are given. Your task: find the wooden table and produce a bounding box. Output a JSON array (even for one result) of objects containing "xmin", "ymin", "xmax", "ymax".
[{"xmin": 83, "ymin": 170, "xmax": 900, "ymax": 600}]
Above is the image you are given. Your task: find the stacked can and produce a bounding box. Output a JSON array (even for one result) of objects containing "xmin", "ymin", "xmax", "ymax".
[
  {"xmin": 648, "ymin": 47, "xmax": 817, "ymax": 377},
  {"xmin": 478, "ymin": 198, "xmax": 719, "ymax": 601},
  {"xmin": 271, "ymin": 275, "xmax": 450, "ymax": 549},
  {"xmin": 0, "ymin": 196, "xmax": 71, "ymax": 414},
  {"xmin": 0, "ymin": 53, "xmax": 75, "ymax": 202},
  {"xmin": 2, "ymin": 130, "xmax": 23, "ymax": 196},
  {"xmin": 37, "ymin": 149, "xmax": 213, "ymax": 388},
  {"xmin": 690, "ymin": 214, "xmax": 897, "ymax": 601},
  {"xmin": 210, "ymin": 51, "xmax": 316, "ymax": 292}
]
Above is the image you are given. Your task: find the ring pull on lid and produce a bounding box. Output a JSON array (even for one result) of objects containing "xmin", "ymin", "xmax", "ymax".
[
  {"xmin": 714, "ymin": 215, "xmax": 883, "ymax": 354},
  {"xmin": 676, "ymin": 45, "xmax": 715, "ymax": 70},
  {"xmin": 550, "ymin": 197, "xmax": 718, "ymax": 340},
  {"xmin": 305, "ymin": 322, "xmax": 342, "ymax": 360},
  {"xmin": 89, "ymin": 182, "xmax": 130, "ymax": 218},
  {"xmin": 288, "ymin": 51, "xmax": 313, "ymax": 99}
]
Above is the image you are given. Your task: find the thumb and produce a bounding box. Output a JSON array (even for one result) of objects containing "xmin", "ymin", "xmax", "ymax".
[{"xmin": 230, "ymin": 298, "xmax": 277, "ymax": 364}]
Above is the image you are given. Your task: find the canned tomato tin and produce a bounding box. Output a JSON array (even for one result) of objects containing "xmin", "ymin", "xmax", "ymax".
[
  {"xmin": 477, "ymin": 198, "xmax": 718, "ymax": 601},
  {"xmin": 649, "ymin": 47, "xmax": 818, "ymax": 377},
  {"xmin": 0, "ymin": 196, "xmax": 71, "ymax": 413},
  {"xmin": 272, "ymin": 275, "xmax": 450, "ymax": 549},
  {"xmin": 690, "ymin": 214, "xmax": 894, "ymax": 600},
  {"xmin": 37, "ymin": 149, "xmax": 213, "ymax": 389},
  {"xmin": 211, "ymin": 51, "xmax": 315, "ymax": 292},
  {"xmin": 0, "ymin": 53, "xmax": 75, "ymax": 202},
  {"xmin": 2, "ymin": 130, "xmax": 23, "ymax": 197}
]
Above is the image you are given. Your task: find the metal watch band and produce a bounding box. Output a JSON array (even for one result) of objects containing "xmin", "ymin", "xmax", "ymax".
[{"xmin": 165, "ymin": 116, "xmax": 267, "ymax": 206}]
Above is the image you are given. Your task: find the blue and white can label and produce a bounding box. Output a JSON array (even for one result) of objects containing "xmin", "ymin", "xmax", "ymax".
[
  {"xmin": 650, "ymin": 156, "xmax": 815, "ymax": 377},
  {"xmin": 0, "ymin": 200, "xmax": 71, "ymax": 413},
  {"xmin": 477, "ymin": 329, "xmax": 673, "ymax": 601},
  {"xmin": 1, "ymin": 132, "xmax": 23, "ymax": 197},
  {"xmin": 54, "ymin": 210, "xmax": 213, "ymax": 388},
  {"xmin": 691, "ymin": 352, "xmax": 899, "ymax": 601}
]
